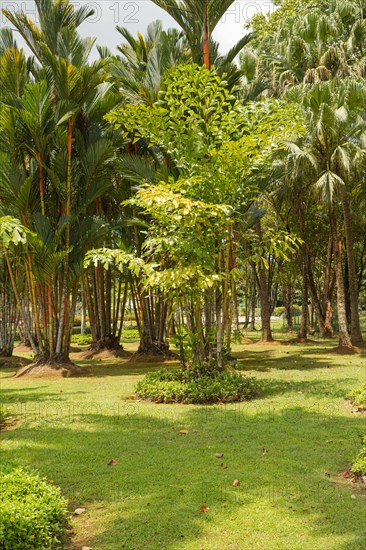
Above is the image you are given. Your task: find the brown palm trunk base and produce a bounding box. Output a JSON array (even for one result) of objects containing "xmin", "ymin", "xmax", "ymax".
[
  {"xmin": 327, "ymin": 345, "xmax": 362, "ymax": 355},
  {"xmin": 88, "ymin": 337, "xmax": 125, "ymax": 352},
  {"xmin": 15, "ymin": 354, "xmax": 88, "ymax": 378},
  {"xmin": 75, "ymin": 337, "xmax": 130, "ymax": 360},
  {"xmin": 128, "ymin": 341, "xmax": 177, "ymax": 363},
  {"xmin": 0, "ymin": 349, "xmax": 13, "ymax": 358}
]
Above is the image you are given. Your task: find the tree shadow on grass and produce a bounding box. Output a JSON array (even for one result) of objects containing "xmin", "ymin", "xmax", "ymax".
[
  {"xmin": 235, "ymin": 347, "xmax": 362, "ymax": 372},
  {"xmin": 1, "ymin": 403, "xmax": 365, "ymax": 549},
  {"xmin": 0, "ymin": 387, "xmax": 88, "ymax": 404},
  {"xmin": 260, "ymin": 377, "xmax": 360, "ymax": 400},
  {"xmin": 72, "ymin": 359, "xmax": 180, "ymax": 378}
]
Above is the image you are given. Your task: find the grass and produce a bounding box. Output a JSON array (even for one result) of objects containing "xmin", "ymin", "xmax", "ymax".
[{"xmin": 1, "ymin": 337, "xmax": 365, "ymax": 549}]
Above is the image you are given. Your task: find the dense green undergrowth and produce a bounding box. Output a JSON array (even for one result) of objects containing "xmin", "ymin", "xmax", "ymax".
[
  {"xmin": 350, "ymin": 382, "xmax": 366, "ymax": 478},
  {"xmin": 0, "ymin": 467, "xmax": 68, "ymax": 549}
]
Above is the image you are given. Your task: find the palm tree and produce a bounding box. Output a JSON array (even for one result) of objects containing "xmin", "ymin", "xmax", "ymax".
[
  {"xmin": 151, "ymin": 0, "xmax": 244, "ymax": 68},
  {"xmin": 244, "ymin": 1, "xmax": 366, "ymax": 347},
  {"xmin": 110, "ymin": 20, "xmax": 190, "ymax": 105},
  {"xmin": 285, "ymin": 78, "xmax": 366, "ymax": 348},
  {"xmin": 3, "ymin": 0, "xmax": 94, "ymax": 62},
  {"xmin": 240, "ymin": 0, "xmax": 366, "ymax": 98},
  {"xmin": 0, "ymin": 1, "xmax": 120, "ymax": 369}
]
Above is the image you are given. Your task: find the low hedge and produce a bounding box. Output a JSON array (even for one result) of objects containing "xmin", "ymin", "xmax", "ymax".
[
  {"xmin": 136, "ymin": 364, "xmax": 262, "ymax": 404},
  {"xmin": 351, "ymin": 435, "xmax": 366, "ymax": 478},
  {"xmin": 0, "ymin": 467, "xmax": 68, "ymax": 549}
]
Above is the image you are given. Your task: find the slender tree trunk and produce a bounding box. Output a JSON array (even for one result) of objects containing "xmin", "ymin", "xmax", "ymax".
[
  {"xmin": 117, "ymin": 283, "xmax": 128, "ymax": 342},
  {"xmin": 254, "ymin": 222, "xmax": 273, "ymax": 342},
  {"xmin": 282, "ymin": 285, "xmax": 294, "ymax": 332},
  {"xmin": 330, "ymin": 208, "xmax": 353, "ymax": 348},
  {"xmin": 55, "ymin": 118, "xmax": 72, "ymax": 359},
  {"xmin": 232, "ymin": 282, "xmax": 239, "ymax": 332},
  {"xmin": 250, "ymin": 284, "xmax": 257, "ymax": 331},
  {"xmin": 216, "ymin": 287, "xmax": 224, "ymax": 369},
  {"xmin": 0, "ymin": 263, "xmax": 19, "ymax": 357},
  {"xmin": 81, "ymin": 279, "xmax": 86, "ymax": 336},
  {"xmin": 342, "ymin": 193, "xmax": 363, "ymax": 346},
  {"xmin": 298, "ymin": 255, "xmax": 309, "ymax": 340},
  {"xmin": 5, "ymin": 253, "xmax": 38, "ymax": 355}
]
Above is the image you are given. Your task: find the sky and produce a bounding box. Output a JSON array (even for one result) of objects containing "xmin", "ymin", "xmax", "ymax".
[{"xmin": 1, "ymin": 1, "xmax": 274, "ymax": 56}]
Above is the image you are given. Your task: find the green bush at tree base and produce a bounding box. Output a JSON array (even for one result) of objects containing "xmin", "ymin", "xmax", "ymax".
[{"xmin": 136, "ymin": 363, "xmax": 262, "ymax": 404}]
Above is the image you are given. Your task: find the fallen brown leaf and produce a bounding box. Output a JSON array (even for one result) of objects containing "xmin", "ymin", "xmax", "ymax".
[
  {"xmin": 342, "ymin": 470, "xmax": 350, "ymax": 478},
  {"xmin": 179, "ymin": 430, "xmax": 189, "ymax": 435},
  {"xmin": 215, "ymin": 453, "xmax": 224, "ymax": 459},
  {"xmin": 199, "ymin": 504, "xmax": 209, "ymax": 512},
  {"xmin": 232, "ymin": 479, "xmax": 240, "ymax": 487},
  {"xmin": 220, "ymin": 463, "xmax": 228, "ymax": 469},
  {"xmin": 107, "ymin": 459, "xmax": 119, "ymax": 466}
]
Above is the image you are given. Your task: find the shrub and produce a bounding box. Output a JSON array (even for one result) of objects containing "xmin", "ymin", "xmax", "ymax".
[
  {"xmin": 71, "ymin": 333, "xmax": 92, "ymax": 345},
  {"xmin": 136, "ymin": 363, "xmax": 262, "ymax": 404},
  {"xmin": 0, "ymin": 467, "xmax": 68, "ymax": 549},
  {"xmin": 351, "ymin": 435, "xmax": 366, "ymax": 478},
  {"xmin": 350, "ymin": 383, "xmax": 366, "ymax": 409},
  {"xmin": 121, "ymin": 328, "xmax": 140, "ymax": 342}
]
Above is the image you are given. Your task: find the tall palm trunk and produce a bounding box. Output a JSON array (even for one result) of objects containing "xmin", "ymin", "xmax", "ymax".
[
  {"xmin": 55, "ymin": 118, "xmax": 72, "ymax": 358},
  {"xmin": 329, "ymin": 208, "xmax": 353, "ymax": 349},
  {"xmin": 342, "ymin": 192, "xmax": 363, "ymax": 346},
  {"xmin": 203, "ymin": 0, "xmax": 210, "ymax": 69}
]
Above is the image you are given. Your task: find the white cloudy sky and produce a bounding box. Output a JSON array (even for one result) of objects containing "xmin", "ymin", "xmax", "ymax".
[{"xmin": 1, "ymin": 1, "xmax": 274, "ymax": 56}]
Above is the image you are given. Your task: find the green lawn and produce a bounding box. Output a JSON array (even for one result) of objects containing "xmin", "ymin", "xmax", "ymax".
[{"xmin": 1, "ymin": 340, "xmax": 365, "ymax": 549}]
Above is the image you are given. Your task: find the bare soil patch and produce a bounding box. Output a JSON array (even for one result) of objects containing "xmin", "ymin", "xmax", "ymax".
[
  {"xmin": 16, "ymin": 361, "xmax": 88, "ymax": 379},
  {"xmin": 14, "ymin": 343, "xmax": 34, "ymax": 353},
  {"xmin": 72, "ymin": 349, "xmax": 131, "ymax": 360}
]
